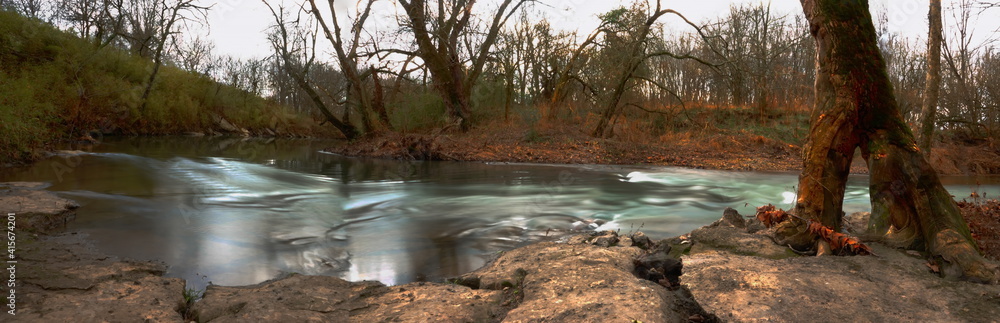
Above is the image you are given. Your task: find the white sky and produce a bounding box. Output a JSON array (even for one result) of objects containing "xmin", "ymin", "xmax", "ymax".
[{"xmin": 200, "ymin": 0, "xmax": 998, "ymax": 60}]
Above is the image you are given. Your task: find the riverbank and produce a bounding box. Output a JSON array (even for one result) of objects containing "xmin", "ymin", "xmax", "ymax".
[
  {"xmin": 327, "ymin": 121, "xmax": 1000, "ymax": 175},
  {"xmin": 0, "ymin": 11, "xmax": 333, "ymax": 166},
  {"xmin": 4, "ymin": 182, "xmax": 998, "ymax": 321}
]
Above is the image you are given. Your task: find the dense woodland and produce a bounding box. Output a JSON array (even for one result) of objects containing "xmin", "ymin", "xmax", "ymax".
[{"xmin": 1, "ymin": 0, "xmax": 999, "ymax": 152}]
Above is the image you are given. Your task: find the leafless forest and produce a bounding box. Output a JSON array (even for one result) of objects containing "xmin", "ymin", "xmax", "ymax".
[{"xmin": 3, "ymin": 0, "xmax": 998, "ymax": 145}]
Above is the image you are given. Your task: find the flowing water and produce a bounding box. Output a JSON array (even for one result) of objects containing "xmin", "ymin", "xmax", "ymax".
[{"xmin": 2, "ymin": 137, "xmax": 998, "ymax": 290}]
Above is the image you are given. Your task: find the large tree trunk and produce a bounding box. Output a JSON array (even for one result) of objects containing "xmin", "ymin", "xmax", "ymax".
[
  {"xmin": 783, "ymin": 0, "xmax": 997, "ymax": 283},
  {"xmin": 918, "ymin": 0, "xmax": 943, "ymax": 155}
]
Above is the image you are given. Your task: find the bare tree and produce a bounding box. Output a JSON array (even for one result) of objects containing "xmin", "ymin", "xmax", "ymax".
[
  {"xmin": 135, "ymin": 0, "xmax": 209, "ymax": 112},
  {"xmin": 918, "ymin": 0, "xmax": 943, "ymax": 154},
  {"xmin": 60, "ymin": 0, "xmax": 125, "ymax": 48},
  {"xmin": 491, "ymin": 15, "xmax": 580, "ymax": 120},
  {"xmin": 306, "ymin": 0, "xmax": 392, "ymax": 134},
  {"xmin": 396, "ymin": 0, "xmax": 533, "ymax": 131},
  {"xmin": 547, "ymin": 18, "xmax": 604, "ymax": 117},
  {"xmin": 590, "ymin": 1, "xmax": 720, "ymax": 138},
  {"xmin": 173, "ymin": 35, "xmax": 214, "ymax": 75},
  {"xmin": 5, "ymin": 0, "xmax": 49, "ymax": 20},
  {"xmin": 264, "ymin": 1, "xmax": 359, "ymax": 139}
]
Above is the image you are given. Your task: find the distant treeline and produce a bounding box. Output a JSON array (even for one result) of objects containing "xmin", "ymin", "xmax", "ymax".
[{"xmin": 2, "ymin": 0, "xmax": 998, "ymax": 146}]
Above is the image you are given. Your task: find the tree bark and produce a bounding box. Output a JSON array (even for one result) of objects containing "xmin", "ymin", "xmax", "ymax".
[
  {"xmin": 785, "ymin": 0, "xmax": 997, "ymax": 283},
  {"xmin": 918, "ymin": 0, "xmax": 942, "ymax": 155},
  {"xmin": 371, "ymin": 69, "xmax": 391, "ymax": 128}
]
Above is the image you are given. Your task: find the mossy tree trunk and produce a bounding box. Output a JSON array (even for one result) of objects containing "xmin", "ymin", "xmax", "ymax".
[{"xmin": 786, "ymin": 0, "xmax": 997, "ymax": 283}]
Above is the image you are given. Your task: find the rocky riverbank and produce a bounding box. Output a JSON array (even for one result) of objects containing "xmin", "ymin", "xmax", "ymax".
[
  {"xmin": 4, "ymin": 182, "xmax": 999, "ymax": 322},
  {"xmin": 683, "ymin": 210, "xmax": 1000, "ymax": 322}
]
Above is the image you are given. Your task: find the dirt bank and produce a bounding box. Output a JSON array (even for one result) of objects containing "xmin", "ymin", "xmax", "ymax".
[{"xmin": 327, "ymin": 125, "xmax": 1000, "ymax": 175}]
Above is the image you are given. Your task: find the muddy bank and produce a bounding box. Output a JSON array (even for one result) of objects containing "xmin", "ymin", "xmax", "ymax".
[
  {"xmin": 6, "ymin": 183, "xmax": 1000, "ymax": 322},
  {"xmin": 327, "ymin": 129, "xmax": 1000, "ymax": 175},
  {"xmin": 328, "ymin": 131, "xmax": 804, "ymax": 172}
]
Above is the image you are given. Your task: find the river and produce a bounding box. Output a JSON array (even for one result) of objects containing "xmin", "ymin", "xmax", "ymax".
[{"xmin": 2, "ymin": 137, "xmax": 997, "ymax": 290}]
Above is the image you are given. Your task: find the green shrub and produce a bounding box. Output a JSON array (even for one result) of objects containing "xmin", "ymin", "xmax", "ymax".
[
  {"xmin": 0, "ymin": 10, "xmax": 318, "ymax": 162},
  {"xmin": 391, "ymin": 90, "xmax": 445, "ymax": 132}
]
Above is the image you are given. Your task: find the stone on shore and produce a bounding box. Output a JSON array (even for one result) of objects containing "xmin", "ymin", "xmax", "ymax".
[
  {"xmin": 4, "ymin": 183, "xmax": 186, "ymax": 322},
  {"xmin": 1, "ymin": 182, "xmax": 79, "ymax": 233},
  {"xmin": 192, "ymin": 275, "xmax": 504, "ymax": 322},
  {"xmin": 454, "ymin": 236, "xmax": 690, "ymax": 322},
  {"xmin": 17, "ymin": 233, "xmax": 187, "ymax": 322},
  {"xmin": 192, "ymin": 231, "xmax": 712, "ymax": 322},
  {"xmin": 687, "ymin": 208, "xmax": 795, "ymax": 259},
  {"xmin": 682, "ymin": 208, "xmax": 1000, "ymax": 322}
]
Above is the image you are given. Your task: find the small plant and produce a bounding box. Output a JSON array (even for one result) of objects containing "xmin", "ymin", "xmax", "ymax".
[{"xmin": 179, "ymin": 287, "xmax": 204, "ymax": 321}]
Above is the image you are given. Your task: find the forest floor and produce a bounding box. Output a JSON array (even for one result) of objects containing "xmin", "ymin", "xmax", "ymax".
[
  {"xmin": 959, "ymin": 197, "xmax": 1000, "ymax": 261},
  {"xmin": 327, "ymin": 120, "xmax": 1000, "ymax": 175}
]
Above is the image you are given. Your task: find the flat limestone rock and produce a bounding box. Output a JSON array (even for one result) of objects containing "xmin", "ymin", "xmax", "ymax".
[
  {"xmin": 688, "ymin": 211, "xmax": 795, "ymax": 260},
  {"xmin": 195, "ymin": 275, "xmax": 505, "ymax": 322},
  {"xmin": 0, "ymin": 183, "xmax": 79, "ymax": 233},
  {"xmin": 193, "ymin": 274, "xmax": 507, "ymax": 322},
  {"xmin": 193, "ymin": 232, "xmax": 707, "ymax": 323},
  {"xmin": 349, "ymin": 282, "xmax": 504, "ymax": 322},
  {"xmin": 457, "ymin": 239, "xmax": 694, "ymax": 323},
  {"xmin": 683, "ymin": 238, "xmax": 1000, "ymax": 322},
  {"xmin": 0, "ymin": 182, "xmax": 50, "ymax": 190},
  {"xmin": 17, "ymin": 233, "xmax": 186, "ymax": 323},
  {"xmin": 193, "ymin": 275, "xmax": 378, "ymax": 322}
]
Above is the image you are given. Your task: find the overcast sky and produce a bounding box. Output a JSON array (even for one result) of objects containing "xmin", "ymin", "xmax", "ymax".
[{"xmin": 199, "ymin": 0, "xmax": 998, "ymax": 60}]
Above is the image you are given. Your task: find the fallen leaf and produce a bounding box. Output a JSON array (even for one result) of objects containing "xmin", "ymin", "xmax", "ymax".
[{"xmin": 925, "ymin": 261, "xmax": 940, "ymax": 273}]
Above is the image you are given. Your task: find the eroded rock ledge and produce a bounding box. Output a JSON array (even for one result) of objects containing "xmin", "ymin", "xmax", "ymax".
[
  {"xmin": 190, "ymin": 231, "xmax": 714, "ymax": 322},
  {"xmin": 681, "ymin": 208, "xmax": 1000, "ymax": 322}
]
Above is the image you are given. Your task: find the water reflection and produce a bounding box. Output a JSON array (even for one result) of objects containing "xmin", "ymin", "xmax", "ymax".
[{"xmin": 1, "ymin": 137, "xmax": 998, "ymax": 290}]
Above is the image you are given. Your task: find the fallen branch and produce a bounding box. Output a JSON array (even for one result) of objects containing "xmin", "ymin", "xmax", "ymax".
[{"xmin": 755, "ymin": 204, "xmax": 874, "ymax": 256}]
